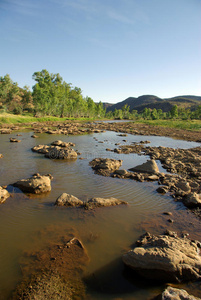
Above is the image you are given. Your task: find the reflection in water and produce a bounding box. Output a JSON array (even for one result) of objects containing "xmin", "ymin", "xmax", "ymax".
[{"xmin": 0, "ymin": 130, "xmax": 201, "ymax": 299}]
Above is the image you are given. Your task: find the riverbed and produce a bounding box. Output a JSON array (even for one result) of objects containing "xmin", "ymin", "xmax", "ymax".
[{"xmin": 0, "ymin": 129, "xmax": 201, "ymax": 299}]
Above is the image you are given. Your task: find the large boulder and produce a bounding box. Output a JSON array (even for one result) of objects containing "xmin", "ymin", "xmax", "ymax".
[
  {"xmin": 122, "ymin": 232, "xmax": 201, "ymax": 282},
  {"xmin": 55, "ymin": 193, "xmax": 83, "ymax": 207},
  {"xmin": 85, "ymin": 197, "xmax": 128, "ymax": 209},
  {"xmin": 129, "ymin": 159, "xmax": 159, "ymax": 174},
  {"xmin": 13, "ymin": 174, "xmax": 52, "ymax": 194},
  {"xmin": 89, "ymin": 158, "xmax": 122, "ymax": 171},
  {"xmin": 0, "ymin": 186, "xmax": 10, "ymax": 204},
  {"xmin": 154, "ymin": 286, "xmax": 201, "ymax": 300}
]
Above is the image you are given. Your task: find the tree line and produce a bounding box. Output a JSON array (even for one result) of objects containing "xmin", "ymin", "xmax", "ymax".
[
  {"xmin": 106, "ymin": 104, "xmax": 201, "ymax": 120},
  {"xmin": 0, "ymin": 70, "xmax": 200, "ymax": 120},
  {"xmin": 0, "ymin": 70, "xmax": 105, "ymax": 118}
]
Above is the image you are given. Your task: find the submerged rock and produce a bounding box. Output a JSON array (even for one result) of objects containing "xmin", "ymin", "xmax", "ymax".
[
  {"xmin": 12, "ymin": 236, "xmax": 88, "ymax": 300},
  {"xmin": 12, "ymin": 272, "xmax": 76, "ymax": 300},
  {"xmin": 13, "ymin": 174, "xmax": 52, "ymax": 194},
  {"xmin": 55, "ymin": 193, "xmax": 83, "ymax": 207},
  {"xmin": 0, "ymin": 186, "xmax": 10, "ymax": 204},
  {"xmin": 85, "ymin": 197, "xmax": 128, "ymax": 209},
  {"xmin": 129, "ymin": 159, "xmax": 159, "ymax": 174},
  {"xmin": 122, "ymin": 232, "xmax": 201, "ymax": 282},
  {"xmin": 154, "ymin": 286, "xmax": 201, "ymax": 300}
]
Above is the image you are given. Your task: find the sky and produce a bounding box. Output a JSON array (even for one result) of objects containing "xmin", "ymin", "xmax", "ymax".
[{"xmin": 0, "ymin": 0, "xmax": 201, "ymax": 103}]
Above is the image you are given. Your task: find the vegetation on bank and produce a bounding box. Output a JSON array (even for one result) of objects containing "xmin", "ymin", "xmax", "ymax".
[
  {"xmin": 135, "ymin": 119, "xmax": 201, "ymax": 131},
  {"xmin": 0, "ymin": 70, "xmax": 201, "ymax": 130},
  {"xmin": 107, "ymin": 104, "xmax": 201, "ymax": 121},
  {"xmin": 0, "ymin": 113, "xmax": 95, "ymax": 125},
  {"xmin": 0, "ymin": 70, "xmax": 105, "ymax": 118}
]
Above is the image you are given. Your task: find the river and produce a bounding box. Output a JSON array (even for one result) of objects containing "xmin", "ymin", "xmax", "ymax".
[{"xmin": 0, "ymin": 129, "xmax": 201, "ymax": 299}]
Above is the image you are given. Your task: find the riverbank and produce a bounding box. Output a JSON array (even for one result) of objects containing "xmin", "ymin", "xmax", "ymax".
[{"xmin": 0, "ymin": 115, "xmax": 201, "ymax": 143}]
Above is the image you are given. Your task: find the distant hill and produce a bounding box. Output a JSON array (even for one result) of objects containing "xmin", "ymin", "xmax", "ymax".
[{"xmin": 106, "ymin": 95, "xmax": 201, "ymax": 113}]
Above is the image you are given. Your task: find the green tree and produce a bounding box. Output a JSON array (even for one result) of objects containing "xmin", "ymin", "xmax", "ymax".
[
  {"xmin": 170, "ymin": 105, "xmax": 178, "ymax": 119},
  {"xmin": 142, "ymin": 107, "xmax": 151, "ymax": 119},
  {"xmin": 151, "ymin": 108, "xmax": 158, "ymax": 120},
  {"xmin": 122, "ymin": 104, "xmax": 130, "ymax": 119}
]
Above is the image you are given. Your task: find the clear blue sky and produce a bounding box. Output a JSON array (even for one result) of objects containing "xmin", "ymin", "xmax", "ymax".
[{"xmin": 0, "ymin": 0, "xmax": 201, "ymax": 103}]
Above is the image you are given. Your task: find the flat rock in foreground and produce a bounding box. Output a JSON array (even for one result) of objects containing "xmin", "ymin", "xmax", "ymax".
[
  {"xmin": 13, "ymin": 174, "xmax": 52, "ymax": 194},
  {"xmin": 129, "ymin": 159, "xmax": 159, "ymax": 174},
  {"xmin": 0, "ymin": 186, "xmax": 10, "ymax": 204},
  {"xmin": 154, "ymin": 286, "xmax": 201, "ymax": 300},
  {"xmin": 122, "ymin": 232, "xmax": 201, "ymax": 282}
]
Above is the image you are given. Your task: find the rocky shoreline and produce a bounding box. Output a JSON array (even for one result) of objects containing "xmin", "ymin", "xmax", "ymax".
[{"xmin": 0, "ymin": 120, "xmax": 201, "ymax": 142}]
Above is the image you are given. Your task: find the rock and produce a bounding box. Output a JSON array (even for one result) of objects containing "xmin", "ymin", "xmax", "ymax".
[
  {"xmin": 51, "ymin": 140, "xmax": 75, "ymax": 147},
  {"xmin": 163, "ymin": 212, "xmax": 172, "ymax": 216},
  {"xmin": 89, "ymin": 158, "xmax": 122, "ymax": 171},
  {"xmin": 13, "ymin": 174, "xmax": 52, "ymax": 194},
  {"xmin": 31, "ymin": 134, "xmax": 39, "ymax": 138},
  {"xmin": 114, "ymin": 169, "xmax": 128, "ymax": 176},
  {"xmin": 45, "ymin": 147, "xmax": 77, "ymax": 160},
  {"xmin": 85, "ymin": 197, "xmax": 127, "ymax": 209},
  {"xmin": 129, "ymin": 160, "xmax": 159, "ymax": 174},
  {"xmin": 9, "ymin": 138, "xmax": 21, "ymax": 142},
  {"xmin": 0, "ymin": 186, "xmax": 10, "ymax": 204},
  {"xmin": 154, "ymin": 286, "xmax": 201, "ymax": 300},
  {"xmin": 55, "ymin": 193, "xmax": 83, "ymax": 207},
  {"xmin": 0, "ymin": 129, "xmax": 12, "ymax": 134},
  {"xmin": 147, "ymin": 175, "xmax": 159, "ymax": 181},
  {"xmin": 183, "ymin": 193, "xmax": 201, "ymax": 208},
  {"xmin": 0, "ymin": 154, "xmax": 3, "ymax": 158},
  {"xmin": 157, "ymin": 186, "xmax": 169, "ymax": 194},
  {"xmin": 32, "ymin": 145, "xmax": 49, "ymax": 154},
  {"xmin": 122, "ymin": 232, "xmax": 201, "ymax": 282},
  {"xmin": 12, "ymin": 235, "xmax": 88, "ymax": 300},
  {"xmin": 175, "ymin": 180, "xmax": 191, "ymax": 193}
]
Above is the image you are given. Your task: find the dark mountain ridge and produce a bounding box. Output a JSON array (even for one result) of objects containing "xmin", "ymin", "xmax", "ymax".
[{"xmin": 106, "ymin": 95, "xmax": 201, "ymax": 113}]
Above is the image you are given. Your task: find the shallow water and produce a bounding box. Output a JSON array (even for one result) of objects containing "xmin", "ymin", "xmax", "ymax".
[{"xmin": 0, "ymin": 130, "xmax": 201, "ymax": 299}]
